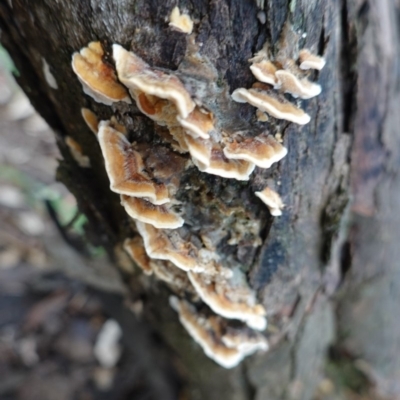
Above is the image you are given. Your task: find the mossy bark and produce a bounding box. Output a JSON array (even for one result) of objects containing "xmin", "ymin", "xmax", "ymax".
[{"xmin": 1, "ymin": 0, "xmax": 399, "ymax": 399}]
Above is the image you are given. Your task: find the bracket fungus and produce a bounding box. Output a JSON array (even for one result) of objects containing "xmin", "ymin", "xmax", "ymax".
[
  {"xmin": 72, "ymin": 42, "xmax": 131, "ymax": 105},
  {"xmin": 113, "ymin": 44, "xmax": 195, "ymax": 119},
  {"xmin": 223, "ymin": 135, "xmax": 287, "ymax": 169},
  {"xmin": 275, "ymin": 70, "xmax": 322, "ymax": 99},
  {"xmin": 70, "ymin": 34, "xmax": 325, "ymax": 367},
  {"xmin": 81, "ymin": 107, "xmax": 99, "ymax": 134},
  {"xmin": 98, "ymin": 121, "xmax": 170, "ymax": 205},
  {"xmin": 170, "ymin": 297, "xmax": 268, "ymax": 369},
  {"xmin": 232, "ymin": 88, "xmax": 311, "ymax": 125},
  {"xmin": 298, "ymin": 49, "xmax": 326, "ymax": 70},
  {"xmin": 255, "ymin": 187, "xmax": 284, "ymax": 217},
  {"xmin": 168, "ymin": 6, "xmax": 194, "ymax": 34},
  {"xmin": 188, "ymin": 271, "xmax": 267, "ymax": 331},
  {"xmin": 121, "ymin": 195, "xmax": 184, "ymax": 229}
]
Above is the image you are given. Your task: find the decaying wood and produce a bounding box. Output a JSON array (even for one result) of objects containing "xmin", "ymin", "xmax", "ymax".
[{"xmin": 1, "ymin": 0, "xmax": 399, "ymax": 399}]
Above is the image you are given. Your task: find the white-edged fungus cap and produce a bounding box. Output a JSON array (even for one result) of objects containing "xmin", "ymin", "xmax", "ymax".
[
  {"xmin": 97, "ymin": 121, "xmax": 170, "ymax": 205},
  {"xmin": 188, "ymin": 271, "xmax": 267, "ymax": 331},
  {"xmin": 250, "ymin": 60, "xmax": 278, "ymax": 86},
  {"xmin": 298, "ymin": 49, "xmax": 326, "ymax": 70},
  {"xmin": 193, "ymin": 147, "xmax": 256, "ymax": 181},
  {"xmin": 223, "ymin": 135, "xmax": 287, "ymax": 169},
  {"xmin": 177, "ymin": 107, "xmax": 214, "ymax": 139},
  {"xmin": 232, "ymin": 88, "xmax": 311, "ymax": 125},
  {"xmin": 168, "ymin": 6, "xmax": 194, "ymax": 34},
  {"xmin": 71, "ymin": 42, "xmax": 131, "ymax": 105},
  {"xmin": 255, "ymin": 186, "xmax": 284, "ymax": 216},
  {"xmin": 113, "ymin": 44, "xmax": 195, "ymax": 118},
  {"xmin": 170, "ymin": 297, "xmax": 268, "ymax": 368},
  {"xmin": 121, "ymin": 195, "xmax": 184, "ymax": 229},
  {"xmin": 275, "ymin": 70, "xmax": 322, "ymax": 99},
  {"xmin": 135, "ymin": 221, "xmax": 206, "ymax": 273}
]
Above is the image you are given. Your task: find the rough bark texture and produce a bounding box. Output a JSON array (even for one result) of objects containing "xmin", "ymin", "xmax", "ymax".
[{"xmin": 1, "ymin": 0, "xmax": 399, "ymax": 399}]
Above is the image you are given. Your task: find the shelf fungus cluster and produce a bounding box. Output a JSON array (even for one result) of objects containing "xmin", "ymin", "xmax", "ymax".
[{"xmin": 71, "ymin": 37, "xmax": 325, "ymax": 368}]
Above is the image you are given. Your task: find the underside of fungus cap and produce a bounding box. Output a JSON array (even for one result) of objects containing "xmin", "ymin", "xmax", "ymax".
[
  {"xmin": 298, "ymin": 49, "xmax": 326, "ymax": 70},
  {"xmin": 97, "ymin": 121, "xmax": 170, "ymax": 205},
  {"xmin": 187, "ymin": 271, "xmax": 267, "ymax": 331},
  {"xmin": 71, "ymin": 42, "xmax": 131, "ymax": 105},
  {"xmin": 250, "ymin": 60, "xmax": 278, "ymax": 86},
  {"xmin": 255, "ymin": 187, "xmax": 284, "ymax": 216},
  {"xmin": 136, "ymin": 221, "xmax": 206, "ymax": 273},
  {"xmin": 169, "ymin": 297, "xmax": 267, "ymax": 368},
  {"xmin": 223, "ymin": 135, "xmax": 287, "ymax": 169},
  {"xmin": 133, "ymin": 90, "xmax": 179, "ymax": 126},
  {"xmin": 232, "ymin": 88, "xmax": 311, "ymax": 125},
  {"xmin": 121, "ymin": 195, "xmax": 184, "ymax": 229},
  {"xmin": 193, "ymin": 147, "xmax": 255, "ymax": 180},
  {"xmin": 113, "ymin": 44, "xmax": 195, "ymax": 119},
  {"xmin": 275, "ymin": 70, "xmax": 321, "ymax": 99}
]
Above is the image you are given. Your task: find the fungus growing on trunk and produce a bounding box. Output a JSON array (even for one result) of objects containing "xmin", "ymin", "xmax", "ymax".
[
  {"xmin": 275, "ymin": 70, "xmax": 322, "ymax": 99},
  {"xmin": 255, "ymin": 187, "xmax": 284, "ymax": 216},
  {"xmin": 298, "ymin": 49, "xmax": 326, "ymax": 70},
  {"xmin": 72, "ymin": 42, "xmax": 131, "ymax": 105},
  {"xmin": 223, "ymin": 135, "xmax": 287, "ymax": 169},
  {"xmin": 97, "ymin": 121, "xmax": 170, "ymax": 205},
  {"xmin": 70, "ymin": 30, "xmax": 325, "ymax": 367},
  {"xmin": 232, "ymin": 88, "xmax": 311, "ymax": 125},
  {"xmin": 188, "ymin": 270, "xmax": 267, "ymax": 330},
  {"xmin": 121, "ymin": 196, "xmax": 184, "ymax": 229},
  {"xmin": 113, "ymin": 44, "xmax": 195, "ymax": 118},
  {"xmin": 170, "ymin": 297, "xmax": 268, "ymax": 369},
  {"xmin": 81, "ymin": 107, "xmax": 99, "ymax": 134},
  {"xmin": 168, "ymin": 6, "xmax": 194, "ymax": 34}
]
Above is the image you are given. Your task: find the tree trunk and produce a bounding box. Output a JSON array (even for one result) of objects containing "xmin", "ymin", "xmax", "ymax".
[{"xmin": 1, "ymin": 0, "xmax": 399, "ymax": 399}]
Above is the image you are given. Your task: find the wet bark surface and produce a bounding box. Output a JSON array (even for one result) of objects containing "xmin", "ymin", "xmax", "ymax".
[{"xmin": 1, "ymin": 0, "xmax": 399, "ymax": 399}]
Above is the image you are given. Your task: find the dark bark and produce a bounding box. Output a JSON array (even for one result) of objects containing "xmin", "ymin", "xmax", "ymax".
[{"xmin": 1, "ymin": 0, "xmax": 399, "ymax": 399}]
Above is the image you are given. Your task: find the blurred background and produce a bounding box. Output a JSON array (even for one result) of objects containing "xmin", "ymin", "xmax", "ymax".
[{"xmin": 0, "ymin": 45, "xmax": 162, "ymax": 400}]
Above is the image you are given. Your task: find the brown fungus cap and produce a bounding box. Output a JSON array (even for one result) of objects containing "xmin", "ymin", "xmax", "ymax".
[
  {"xmin": 223, "ymin": 135, "xmax": 287, "ymax": 169},
  {"xmin": 275, "ymin": 70, "xmax": 321, "ymax": 99},
  {"xmin": 97, "ymin": 121, "xmax": 170, "ymax": 205},
  {"xmin": 255, "ymin": 187, "xmax": 284, "ymax": 216},
  {"xmin": 113, "ymin": 44, "xmax": 195, "ymax": 119},
  {"xmin": 184, "ymin": 134, "xmax": 213, "ymax": 166},
  {"xmin": 298, "ymin": 49, "xmax": 326, "ymax": 70},
  {"xmin": 177, "ymin": 107, "xmax": 214, "ymax": 139},
  {"xmin": 81, "ymin": 108, "xmax": 99, "ymax": 134},
  {"xmin": 136, "ymin": 221, "xmax": 206, "ymax": 273},
  {"xmin": 250, "ymin": 60, "xmax": 279, "ymax": 86},
  {"xmin": 170, "ymin": 297, "xmax": 267, "ymax": 368},
  {"xmin": 188, "ymin": 270, "xmax": 267, "ymax": 331},
  {"xmin": 232, "ymin": 88, "xmax": 311, "ymax": 125},
  {"xmin": 121, "ymin": 195, "xmax": 184, "ymax": 229},
  {"xmin": 71, "ymin": 42, "xmax": 131, "ymax": 105},
  {"xmin": 193, "ymin": 147, "xmax": 255, "ymax": 180}
]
